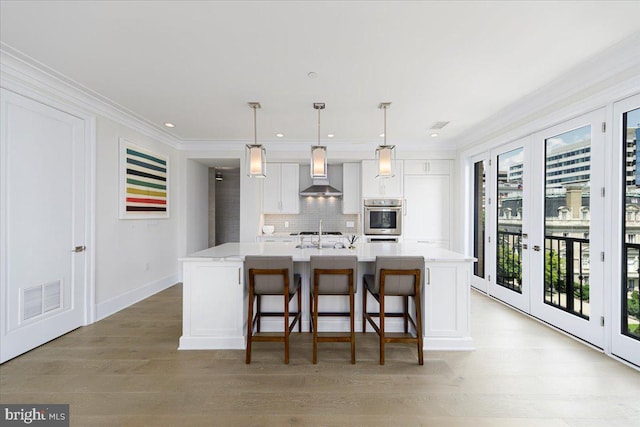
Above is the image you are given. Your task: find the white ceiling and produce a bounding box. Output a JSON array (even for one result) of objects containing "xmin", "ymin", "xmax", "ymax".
[{"xmin": 2, "ymin": 1, "xmax": 640, "ymax": 149}]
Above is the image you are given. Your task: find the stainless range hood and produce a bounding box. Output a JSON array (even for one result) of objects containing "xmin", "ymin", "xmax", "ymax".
[{"xmin": 300, "ymin": 178, "xmax": 342, "ymax": 197}]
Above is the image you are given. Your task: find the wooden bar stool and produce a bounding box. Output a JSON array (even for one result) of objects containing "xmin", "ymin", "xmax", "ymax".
[
  {"xmin": 362, "ymin": 256, "xmax": 424, "ymax": 365},
  {"xmin": 309, "ymin": 256, "xmax": 358, "ymax": 364},
  {"xmin": 245, "ymin": 256, "xmax": 302, "ymax": 364}
]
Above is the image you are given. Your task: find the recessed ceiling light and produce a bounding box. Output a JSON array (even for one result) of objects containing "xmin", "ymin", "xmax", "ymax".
[
  {"xmin": 276, "ymin": 133, "xmax": 284, "ymax": 138},
  {"xmin": 308, "ymin": 71, "xmax": 318, "ymax": 79},
  {"xmin": 430, "ymin": 133, "xmax": 439, "ymax": 137},
  {"xmin": 164, "ymin": 122, "xmax": 175, "ymax": 128},
  {"xmin": 327, "ymin": 134, "xmax": 335, "ymax": 138}
]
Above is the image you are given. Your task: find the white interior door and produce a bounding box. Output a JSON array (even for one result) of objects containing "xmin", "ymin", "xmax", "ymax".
[
  {"xmin": 1, "ymin": 89, "xmax": 88, "ymax": 363},
  {"xmin": 611, "ymin": 94, "xmax": 640, "ymax": 366}
]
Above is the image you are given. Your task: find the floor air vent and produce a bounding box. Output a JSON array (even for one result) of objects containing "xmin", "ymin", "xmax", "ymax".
[{"xmin": 23, "ymin": 280, "xmax": 62, "ymax": 321}]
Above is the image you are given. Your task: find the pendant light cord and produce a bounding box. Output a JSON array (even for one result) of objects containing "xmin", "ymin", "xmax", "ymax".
[
  {"xmin": 383, "ymin": 105, "xmax": 387, "ymax": 146},
  {"xmin": 317, "ymin": 107, "xmax": 321, "ymax": 144},
  {"xmin": 253, "ymin": 105, "xmax": 257, "ymax": 145}
]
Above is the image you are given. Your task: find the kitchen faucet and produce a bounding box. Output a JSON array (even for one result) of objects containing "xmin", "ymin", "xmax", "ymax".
[{"xmin": 318, "ymin": 219, "xmax": 323, "ymax": 248}]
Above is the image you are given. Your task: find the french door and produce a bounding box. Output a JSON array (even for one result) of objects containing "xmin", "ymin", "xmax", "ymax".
[
  {"xmin": 488, "ymin": 138, "xmax": 531, "ymax": 313},
  {"xmin": 529, "ymin": 109, "xmax": 605, "ymax": 348},
  {"xmin": 611, "ymin": 94, "xmax": 640, "ymax": 366},
  {"xmin": 485, "ymin": 110, "xmax": 606, "ymax": 348}
]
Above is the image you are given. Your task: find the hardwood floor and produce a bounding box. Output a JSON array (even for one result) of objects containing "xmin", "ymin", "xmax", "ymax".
[{"xmin": 1, "ymin": 284, "xmax": 639, "ymax": 426}]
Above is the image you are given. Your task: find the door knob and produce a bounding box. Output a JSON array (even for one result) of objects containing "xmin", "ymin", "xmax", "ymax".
[
  {"xmin": 72, "ymin": 246, "xmax": 86, "ymax": 253},
  {"xmin": 533, "ymin": 245, "xmax": 541, "ymax": 252}
]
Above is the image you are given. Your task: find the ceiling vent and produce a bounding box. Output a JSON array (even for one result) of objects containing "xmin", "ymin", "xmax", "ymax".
[{"xmin": 429, "ymin": 121, "xmax": 450, "ymax": 130}]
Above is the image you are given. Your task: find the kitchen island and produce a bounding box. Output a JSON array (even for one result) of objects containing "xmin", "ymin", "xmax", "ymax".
[{"xmin": 179, "ymin": 242, "xmax": 475, "ymax": 351}]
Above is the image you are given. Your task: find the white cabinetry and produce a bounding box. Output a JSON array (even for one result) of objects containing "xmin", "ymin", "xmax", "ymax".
[
  {"xmin": 179, "ymin": 261, "xmax": 245, "ymax": 349},
  {"xmin": 263, "ymin": 163, "xmax": 299, "ymax": 214},
  {"xmin": 404, "ymin": 159, "xmax": 451, "ymax": 175},
  {"xmin": 342, "ymin": 163, "xmax": 360, "ymax": 214},
  {"xmin": 423, "ymin": 261, "xmax": 472, "ymax": 348},
  {"xmin": 361, "ymin": 159, "xmax": 403, "ymax": 198},
  {"xmin": 403, "ymin": 160, "xmax": 452, "ymax": 249}
]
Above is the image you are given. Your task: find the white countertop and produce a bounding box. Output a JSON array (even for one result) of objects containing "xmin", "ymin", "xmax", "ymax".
[{"xmin": 180, "ymin": 242, "xmax": 475, "ymax": 263}]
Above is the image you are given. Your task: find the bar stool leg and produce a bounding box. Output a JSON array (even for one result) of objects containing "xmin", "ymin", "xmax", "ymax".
[
  {"xmin": 379, "ymin": 277, "xmax": 385, "ymax": 366},
  {"xmin": 246, "ymin": 280, "xmax": 254, "ymax": 364},
  {"xmin": 313, "ymin": 281, "xmax": 319, "ymax": 364},
  {"xmin": 298, "ymin": 287, "xmax": 302, "ymax": 333},
  {"xmin": 403, "ymin": 296, "xmax": 409, "ymax": 333},
  {"xmin": 414, "ymin": 279, "xmax": 424, "ymax": 365},
  {"xmin": 349, "ymin": 279, "xmax": 355, "ymax": 364},
  {"xmin": 284, "ymin": 277, "xmax": 290, "ymax": 365},
  {"xmin": 256, "ymin": 295, "xmax": 261, "ymax": 333},
  {"xmin": 362, "ymin": 284, "xmax": 367, "ymax": 333}
]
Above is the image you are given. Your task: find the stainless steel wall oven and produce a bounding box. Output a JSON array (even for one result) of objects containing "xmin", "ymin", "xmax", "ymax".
[{"xmin": 363, "ymin": 198, "xmax": 402, "ymax": 236}]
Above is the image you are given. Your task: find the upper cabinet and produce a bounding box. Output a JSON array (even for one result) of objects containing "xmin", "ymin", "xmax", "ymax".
[
  {"xmin": 342, "ymin": 163, "xmax": 360, "ymax": 214},
  {"xmin": 361, "ymin": 160, "xmax": 403, "ymax": 198},
  {"xmin": 403, "ymin": 159, "xmax": 452, "ymax": 248},
  {"xmin": 404, "ymin": 159, "xmax": 451, "ymax": 175},
  {"xmin": 263, "ymin": 163, "xmax": 300, "ymax": 214}
]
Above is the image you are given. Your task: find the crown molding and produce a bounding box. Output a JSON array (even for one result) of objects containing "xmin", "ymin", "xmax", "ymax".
[
  {"xmin": 455, "ymin": 32, "xmax": 640, "ymax": 153},
  {"xmin": 0, "ymin": 43, "xmax": 181, "ymax": 150}
]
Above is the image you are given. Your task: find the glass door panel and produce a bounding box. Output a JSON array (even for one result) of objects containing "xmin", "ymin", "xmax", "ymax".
[
  {"xmin": 622, "ymin": 106, "xmax": 640, "ymax": 342},
  {"xmin": 489, "ymin": 140, "xmax": 530, "ymax": 313},
  {"xmin": 544, "ymin": 125, "xmax": 591, "ymax": 319},
  {"xmin": 472, "ymin": 157, "xmax": 488, "ymax": 291},
  {"xmin": 496, "ymin": 147, "xmax": 524, "ymax": 293},
  {"xmin": 612, "ymin": 97, "xmax": 640, "ymax": 367}
]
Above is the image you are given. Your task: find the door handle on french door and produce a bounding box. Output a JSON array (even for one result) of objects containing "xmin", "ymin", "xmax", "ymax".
[
  {"xmin": 533, "ymin": 245, "xmax": 541, "ymax": 252},
  {"xmin": 72, "ymin": 246, "xmax": 86, "ymax": 253},
  {"xmin": 522, "ymin": 244, "xmax": 528, "ymax": 250}
]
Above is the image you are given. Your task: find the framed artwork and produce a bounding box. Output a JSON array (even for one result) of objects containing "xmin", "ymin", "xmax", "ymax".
[{"xmin": 119, "ymin": 138, "xmax": 169, "ymax": 219}]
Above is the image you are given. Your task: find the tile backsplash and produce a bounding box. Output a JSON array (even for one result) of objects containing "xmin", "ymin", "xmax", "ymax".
[{"xmin": 264, "ymin": 197, "xmax": 359, "ymax": 234}]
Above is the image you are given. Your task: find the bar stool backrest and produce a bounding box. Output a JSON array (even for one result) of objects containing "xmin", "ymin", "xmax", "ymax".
[
  {"xmin": 373, "ymin": 256, "xmax": 425, "ymax": 296},
  {"xmin": 310, "ymin": 256, "xmax": 358, "ymax": 294},
  {"xmin": 244, "ymin": 256, "xmax": 296, "ymax": 294}
]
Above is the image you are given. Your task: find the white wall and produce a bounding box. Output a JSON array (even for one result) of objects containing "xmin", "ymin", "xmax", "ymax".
[{"xmin": 94, "ymin": 117, "xmax": 180, "ymax": 319}]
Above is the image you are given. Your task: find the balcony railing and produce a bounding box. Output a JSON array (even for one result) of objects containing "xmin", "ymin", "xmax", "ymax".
[
  {"xmin": 623, "ymin": 242, "xmax": 640, "ymax": 341},
  {"xmin": 544, "ymin": 235, "xmax": 589, "ymax": 319},
  {"xmin": 496, "ymin": 230, "xmax": 522, "ymax": 293}
]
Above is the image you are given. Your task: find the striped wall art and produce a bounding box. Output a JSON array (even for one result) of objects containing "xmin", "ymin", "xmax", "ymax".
[{"xmin": 119, "ymin": 138, "xmax": 169, "ymax": 219}]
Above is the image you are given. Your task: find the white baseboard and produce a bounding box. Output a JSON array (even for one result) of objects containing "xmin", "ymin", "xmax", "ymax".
[
  {"xmin": 95, "ymin": 273, "xmax": 180, "ymax": 321},
  {"xmin": 179, "ymin": 336, "xmax": 245, "ymax": 350},
  {"xmin": 423, "ymin": 336, "xmax": 475, "ymax": 351}
]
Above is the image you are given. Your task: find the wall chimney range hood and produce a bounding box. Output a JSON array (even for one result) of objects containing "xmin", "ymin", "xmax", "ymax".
[{"xmin": 300, "ymin": 178, "xmax": 342, "ymax": 197}]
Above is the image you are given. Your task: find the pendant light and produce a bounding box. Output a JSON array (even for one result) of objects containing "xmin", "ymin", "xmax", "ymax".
[
  {"xmin": 376, "ymin": 102, "xmax": 395, "ymax": 178},
  {"xmin": 311, "ymin": 102, "xmax": 328, "ymax": 179},
  {"xmin": 245, "ymin": 102, "xmax": 266, "ymax": 178}
]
